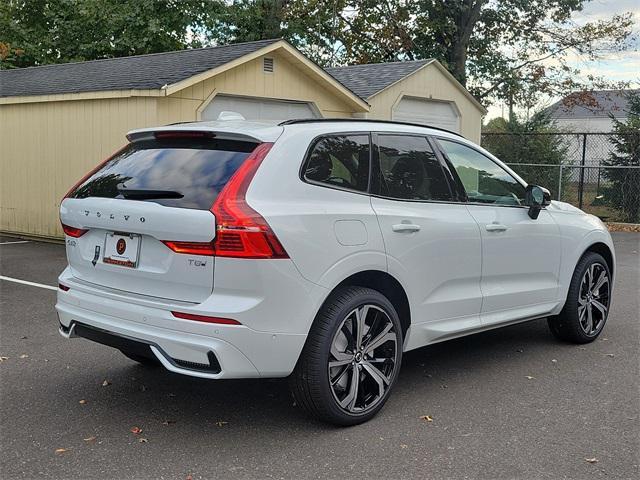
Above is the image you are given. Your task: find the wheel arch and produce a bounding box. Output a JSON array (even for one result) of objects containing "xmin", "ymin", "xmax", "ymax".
[
  {"xmin": 332, "ymin": 270, "xmax": 412, "ymax": 338},
  {"xmin": 582, "ymin": 242, "xmax": 614, "ymax": 277}
]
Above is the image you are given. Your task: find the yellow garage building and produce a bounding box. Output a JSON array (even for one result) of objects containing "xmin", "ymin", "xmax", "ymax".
[{"xmin": 0, "ymin": 39, "xmax": 485, "ymax": 239}]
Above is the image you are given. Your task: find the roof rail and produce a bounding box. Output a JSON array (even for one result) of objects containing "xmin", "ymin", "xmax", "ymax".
[{"xmin": 278, "ymin": 118, "xmax": 463, "ymax": 137}]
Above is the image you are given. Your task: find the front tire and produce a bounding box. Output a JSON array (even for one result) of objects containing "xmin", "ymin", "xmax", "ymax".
[
  {"xmin": 291, "ymin": 286, "xmax": 403, "ymax": 426},
  {"xmin": 548, "ymin": 252, "xmax": 612, "ymax": 344}
]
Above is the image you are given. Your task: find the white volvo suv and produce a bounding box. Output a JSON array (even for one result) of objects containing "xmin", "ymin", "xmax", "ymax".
[{"xmin": 57, "ymin": 117, "xmax": 615, "ymax": 425}]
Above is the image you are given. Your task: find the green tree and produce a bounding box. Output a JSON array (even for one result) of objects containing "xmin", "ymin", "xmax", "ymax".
[
  {"xmin": 482, "ymin": 113, "xmax": 569, "ymax": 198},
  {"xmin": 281, "ymin": 0, "xmax": 635, "ymax": 106},
  {"xmin": 602, "ymin": 93, "xmax": 640, "ymax": 223},
  {"xmin": 0, "ymin": 0, "xmax": 224, "ymax": 69}
]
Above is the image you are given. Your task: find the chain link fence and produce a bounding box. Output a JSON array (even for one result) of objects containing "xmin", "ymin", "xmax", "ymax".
[{"xmin": 481, "ymin": 132, "xmax": 640, "ymax": 223}]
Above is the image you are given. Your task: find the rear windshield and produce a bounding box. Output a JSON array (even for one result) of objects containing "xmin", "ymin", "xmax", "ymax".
[{"xmin": 69, "ymin": 138, "xmax": 258, "ymax": 209}]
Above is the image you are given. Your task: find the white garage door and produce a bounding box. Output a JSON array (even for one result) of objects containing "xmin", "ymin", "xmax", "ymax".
[
  {"xmin": 392, "ymin": 97, "xmax": 460, "ymax": 133},
  {"xmin": 203, "ymin": 95, "xmax": 320, "ymax": 122}
]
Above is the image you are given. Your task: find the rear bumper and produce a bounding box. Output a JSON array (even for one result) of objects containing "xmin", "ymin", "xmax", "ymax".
[{"xmin": 55, "ymin": 276, "xmax": 312, "ymax": 379}]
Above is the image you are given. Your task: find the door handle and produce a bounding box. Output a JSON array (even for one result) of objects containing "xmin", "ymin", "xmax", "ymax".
[
  {"xmin": 392, "ymin": 223, "xmax": 421, "ymax": 233},
  {"xmin": 485, "ymin": 223, "xmax": 508, "ymax": 232}
]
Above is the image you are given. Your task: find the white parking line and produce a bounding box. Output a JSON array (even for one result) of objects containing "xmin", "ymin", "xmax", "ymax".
[
  {"xmin": 0, "ymin": 275, "xmax": 57, "ymax": 291},
  {"xmin": 0, "ymin": 240, "xmax": 30, "ymax": 245}
]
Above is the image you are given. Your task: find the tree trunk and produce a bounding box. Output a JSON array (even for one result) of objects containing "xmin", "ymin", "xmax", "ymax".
[{"xmin": 447, "ymin": 0, "xmax": 485, "ymax": 86}]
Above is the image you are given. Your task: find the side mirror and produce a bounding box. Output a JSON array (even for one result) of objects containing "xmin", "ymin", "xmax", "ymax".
[{"xmin": 525, "ymin": 185, "xmax": 551, "ymax": 219}]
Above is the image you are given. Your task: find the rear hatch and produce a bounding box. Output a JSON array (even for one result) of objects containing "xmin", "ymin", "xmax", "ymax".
[{"xmin": 60, "ymin": 133, "xmax": 259, "ymax": 303}]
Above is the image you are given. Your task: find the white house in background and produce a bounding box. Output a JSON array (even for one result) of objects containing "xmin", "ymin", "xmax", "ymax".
[
  {"xmin": 547, "ymin": 89, "xmax": 636, "ymax": 133},
  {"xmin": 545, "ymin": 89, "xmax": 637, "ymax": 167}
]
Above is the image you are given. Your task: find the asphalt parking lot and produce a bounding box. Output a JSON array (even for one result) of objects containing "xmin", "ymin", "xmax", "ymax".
[{"xmin": 0, "ymin": 233, "xmax": 638, "ymax": 480}]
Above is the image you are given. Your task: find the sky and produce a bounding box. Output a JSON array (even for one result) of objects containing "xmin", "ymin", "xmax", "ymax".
[{"xmin": 486, "ymin": 0, "xmax": 640, "ymax": 119}]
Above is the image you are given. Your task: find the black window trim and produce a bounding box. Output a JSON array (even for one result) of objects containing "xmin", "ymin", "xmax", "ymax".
[
  {"xmin": 369, "ymin": 131, "xmax": 457, "ymax": 204},
  {"xmin": 299, "ymin": 131, "xmax": 374, "ymax": 197},
  {"xmin": 431, "ymin": 135, "xmax": 534, "ymax": 210}
]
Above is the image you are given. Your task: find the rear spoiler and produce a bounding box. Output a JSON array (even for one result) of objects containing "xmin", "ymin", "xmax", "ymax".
[
  {"xmin": 126, "ymin": 123, "xmax": 283, "ymax": 144},
  {"xmin": 126, "ymin": 129, "xmax": 264, "ymax": 144}
]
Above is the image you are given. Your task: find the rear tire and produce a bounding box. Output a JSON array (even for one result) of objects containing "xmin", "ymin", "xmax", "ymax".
[
  {"xmin": 291, "ymin": 286, "xmax": 403, "ymax": 426},
  {"xmin": 120, "ymin": 350, "xmax": 160, "ymax": 367},
  {"xmin": 547, "ymin": 252, "xmax": 611, "ymax": 344}
]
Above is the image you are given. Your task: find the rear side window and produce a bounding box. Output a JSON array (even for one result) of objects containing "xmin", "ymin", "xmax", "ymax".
[
  {"xmin": 69, "ymin": 138, "xmax": 257, "ymax": 209},
  {"xmin": 376, "ymin": 135, "xmax": 451, "ymax": 201},
  {"xmin": 303, "ymin": 134, "xmax": 370, "ymax": 192}
]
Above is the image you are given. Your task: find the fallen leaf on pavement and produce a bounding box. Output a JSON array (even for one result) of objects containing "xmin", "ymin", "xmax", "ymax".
[
  {"xmin": 130, "ymin": 426, "xmax": 143, "ymax": 434},
  {"xmin": 162, "ymin": 420, "xmax": 176, "ymax": 426},
  {"xmin": 102, "ymin": 379, "xmax": 111, "ymax": 387},
  {"xmin": 585, "ymin": 457, "xmax": 598, "ymax": 464},
  {"xmin": 551, "ymin": 359, "xmax": 557, "ymax": 363},
  {"xmin": 400, "ymin": 444, "xmax": 408, "ymax": 449},
  {"xmin": 55, "ymin": 448, "xmax": 69, "ymax": 454},
  {"xmin": 138, "ymin": 438, "xmax": 148, "ymax": 443},
  {"xmin": 79, "ymin": 399, "xmax": 87, "ymax": 405},
  {"xmin": 83, "ymin": 436, "xmax": 96, "ymax": 442},
  {"xmin": 215, "ymin": 421, "xmax": 228, "ymax": 427},
  {"xmin": 420, "ymin": 415, "xmax": 433, "ymax": 422},
  {"xmin": 525, "ymin": 376, "xmax": 535, "ymax": 380},
  {"xmin": 0, "ymin": 356, "xmax": 9, "ymax": 362},
  {"xmin": 605, "ymin": 354, "xmax": 615, "ymax": 358},
  {"xmin": 19, "ymin": 354, "xmax": 29, "ymax": 359},
  {"xmin": 186, "ymin": 475, "xmax": 193, "ymax": 480}
]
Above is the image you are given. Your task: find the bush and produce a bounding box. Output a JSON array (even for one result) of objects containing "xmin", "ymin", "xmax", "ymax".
[{"xmin": 602, "ymin": 92, "xmax": 640, "ymax": 223}]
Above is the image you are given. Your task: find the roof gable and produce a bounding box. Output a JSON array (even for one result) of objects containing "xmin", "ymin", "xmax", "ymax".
[
  {"xmin": 325, "ymin": 60, "xmax": 432, "ymax": 99},
  {"xmin": 547, "ymin": 90, "xmax": 638, "ymax": 119},
  {"xmin": 0, "ymin": 39, "xmax": 280, "ymax": 98}
]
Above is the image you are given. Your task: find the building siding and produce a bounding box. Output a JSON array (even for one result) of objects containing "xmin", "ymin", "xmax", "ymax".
[
  {"xmin": 365, "ymin": 63, "xmax": 483, "ymax": 143},
  {"xmin": 1, "ymin": 53, "xmax": 485, "ymax": 238},
  {"xmin": 0, "ymin": 51, "xmax": 358, "ymax": 238},
  {"xmin": 1, "ymin": 97, "xmax": 158, "ymax": 238},
  {"xmin": 157, "ymin": 51, "xmax": 356, "ymax": 124}
]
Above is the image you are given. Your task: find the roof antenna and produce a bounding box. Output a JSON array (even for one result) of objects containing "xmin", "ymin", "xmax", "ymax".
[{"xmin": 217, "ymin": 111, "xmax": 246, "ymax": 121}]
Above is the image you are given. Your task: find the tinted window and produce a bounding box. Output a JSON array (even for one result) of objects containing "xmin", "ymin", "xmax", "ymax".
[
  {"xmin": 69, "ymin": 138, "xmax": 257, "ymax": 210},
  {"xmin": 439, "ymin": 139, "xmax": 525, "ymax": 205},
  {"xmin": 303, "ymin": 135, "xmax": 370, "ymax": 192},
  {"xmin": 376, "ymin": 135, "xmax": 451, "ymax": 201}
]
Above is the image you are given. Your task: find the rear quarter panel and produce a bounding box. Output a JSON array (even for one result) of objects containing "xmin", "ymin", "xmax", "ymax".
[{"xmin": 245, "ymin": 126, "xmax": 388, "ymax": 292}]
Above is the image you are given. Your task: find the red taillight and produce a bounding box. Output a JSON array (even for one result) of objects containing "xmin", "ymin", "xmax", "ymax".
[
  {"xmin": 61, "ymin": 223, "xmax": 88, "ymax": 238},
  {"xmin": 171, "ymin": 311, "xmax": 241, "ymax": 325},
  {"xmin": 211, "ymin": 142, "xmax": 288, "ymax": 259},
  {"xmin": 58, "ymin": 283, "xmax": 70, "ymax": 291},
  {"xmin": 161, "ymin": 240, "xmax": 215, "ymax": 256}
]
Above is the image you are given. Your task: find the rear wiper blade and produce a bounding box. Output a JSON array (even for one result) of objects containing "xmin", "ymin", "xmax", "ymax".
[{"xmin": 117, "ymin": 188, "xmax": 184, "ymax": 200}]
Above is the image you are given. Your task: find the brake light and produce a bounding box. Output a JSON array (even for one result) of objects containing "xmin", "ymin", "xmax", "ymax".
[
  {"xmin": 211, "ymin": 142, "xmax": 288, "ymax": 259},
  {"xmin": 154, "ymin": 131, "xmax": 216, "ymax": 139},
  {"xmin": 161, "ymin": 240, "xmax": 215, "ymax": 256},
  {"xmin": 61, "ymin": 223, "xmax": 88, "ymax": 238},
  {"xmin": 171, "ymin": 311, "xmax": 241, "ymax": 325}
]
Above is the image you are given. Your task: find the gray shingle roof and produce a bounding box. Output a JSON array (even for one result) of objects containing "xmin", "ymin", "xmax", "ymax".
[
  {"xmin": 325, "ymin": 59, "xmax": 432, "ymax": 99},
  {"xmin": 547, "ymin": 90, "xmax": 638, "ymax": 119},
  {"xmin": 0, "ymin": 39, "xmax": 280, "ymax": 98}
]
